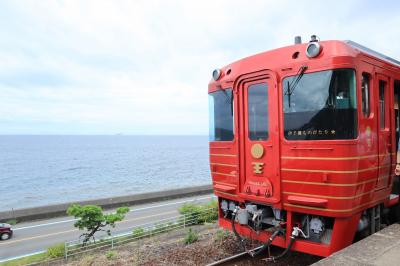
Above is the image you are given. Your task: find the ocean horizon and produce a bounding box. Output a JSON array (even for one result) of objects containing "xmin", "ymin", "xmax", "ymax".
[{"xmin": 0, "ymin": 135, "xmax": 211, "ymax": 211}]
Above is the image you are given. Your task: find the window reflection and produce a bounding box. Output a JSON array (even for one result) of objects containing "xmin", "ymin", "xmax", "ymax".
[
  {"xmin": 209, "ymin": 89, "xmax": 234, "ymax": 141},
  {"xmin": 283, "ymin": 69, "xmax": 357, "ymax": 140},
  {"xmin": 248, "ymin": 83, "xmax": 268, "ymax": 140}
]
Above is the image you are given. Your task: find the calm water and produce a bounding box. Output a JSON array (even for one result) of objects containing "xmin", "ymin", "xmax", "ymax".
[{"xmin": 0, "ymin": 135, "xmax": 211, "ymax": 211}]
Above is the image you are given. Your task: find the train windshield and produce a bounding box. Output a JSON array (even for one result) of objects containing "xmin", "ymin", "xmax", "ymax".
[
  {"xmin": 209, "ymin": 88, "xmax": 234, "ymax": 141},
  {"xmin": 282, "ymin": 69, "xmax": 357, "ymax": 140}
]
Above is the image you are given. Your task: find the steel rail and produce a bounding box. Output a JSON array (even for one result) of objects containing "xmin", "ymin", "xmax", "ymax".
[{"xmin": 206, "ymin": 245, "xmax": 263, "ymax": 266}]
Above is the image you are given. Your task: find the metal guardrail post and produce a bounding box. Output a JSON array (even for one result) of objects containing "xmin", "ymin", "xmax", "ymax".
[
  {"xmin": 64, "ymin": 242, "xmax": 68, "ymax": 260},
  {"xmin": 183, "ymin": 214, "xmax": 186, "ymax": 228},
  {"xmin": 112, "ymin": 238, "xmax": 114, "ymax": 249}
]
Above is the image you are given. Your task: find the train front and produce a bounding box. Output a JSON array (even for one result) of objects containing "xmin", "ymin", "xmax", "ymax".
[{"xmin": 207, "ymin": 38, "xmax": 390, "ymax": 258}]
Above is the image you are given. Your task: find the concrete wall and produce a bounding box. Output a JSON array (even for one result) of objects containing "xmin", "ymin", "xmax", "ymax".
[
  {"xmin": 313, "ymin": 224, "xmax": 400, "ymax": 266},
  {"xmin": 0, "ymin": 184, "xmax": 213, "ymax": 223}
]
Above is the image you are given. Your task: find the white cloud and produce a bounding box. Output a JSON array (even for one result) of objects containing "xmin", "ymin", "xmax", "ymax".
[{"xmin": 0, "ymin": 0, "xmax": 399, "ymax": 134}]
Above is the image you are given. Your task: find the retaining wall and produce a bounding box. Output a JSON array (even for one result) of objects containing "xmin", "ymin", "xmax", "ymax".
[
  {"xmin": 0, "ymin": 184, "xmax": 213, "ymax": 222},
  {"xmin": 313, "ymin": 223, "xmax": 400, "ymax": 266}
]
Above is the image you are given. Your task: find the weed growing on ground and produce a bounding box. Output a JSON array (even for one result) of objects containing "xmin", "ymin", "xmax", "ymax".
[
  {"xmin": 105, "ymin": 251, "xmax": 116, "ymax": 260},
  {"xmin": 132, "ymin": 227, "xmax": 145, "ymax": 238},
  {"xmin": 80, "ymin": 255, "xmax": 96, "ymax": 266},
  {"xmin": 214, "ymin": 229, "xmax": 231, "ymax": 243},
  {"xmin": 184, "ymin": 228, "xmax": 199, "ymax": 245},
  {"xmin": 131, "ymin": 249, "xmax": 144, "ymax": 265},
  {"xmin": 46, "ymin": 243, "xmax": 65, "ymax": 258}
]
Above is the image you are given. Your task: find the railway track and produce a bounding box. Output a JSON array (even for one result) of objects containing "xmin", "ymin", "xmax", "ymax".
[{"xmin": 206, "ymin": 246, "xmax": 263, "ymax": 266}]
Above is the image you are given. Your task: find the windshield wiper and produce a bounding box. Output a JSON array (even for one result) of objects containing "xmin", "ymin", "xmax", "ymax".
[
  {"xmin": 284, "ymin": 65, "xmax": 308, "ymax": 107},
  {"xmin": 220, "ymin": 88, "xmax": 234, "ymax": 116}
]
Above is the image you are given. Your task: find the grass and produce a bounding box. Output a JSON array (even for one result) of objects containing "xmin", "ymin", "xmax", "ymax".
[
  {"xmin": 105, "ymin": 251, "xmax": 116, "ymax": 260},
  {"xmin": 214, "ymin": 229, "xmax": 231, "ymax": 242},
  {"xmin": 0, "ymin": 252, "xmax": 47, "ymax": 266},
  {"xmin": 178, "ymin": 200, "xmax": 218, "ymax": 225},
  {"xmin": 184, "ymin": 228, "xmax": 199, "ymax": 244},
  {"xmin": 4, "ymin": 219, "xmax": 17, "ymax": 225},
  {"xmin": 132, "ymin": 227, "xmax": 145, "ymax": 238},
  {"xmin": 47, "ymin": 243, "xmax": 65, "ymax": 258},
  {"xmin": 0, "ymin": 243, "xmax": 65, "ymax": 266}
]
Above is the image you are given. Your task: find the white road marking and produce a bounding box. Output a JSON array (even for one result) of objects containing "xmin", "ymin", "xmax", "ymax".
[
  {"xmin": 14, "ymin": 218, "xmax": 77, "ymax": 231},
  {"xmin": 12, "ymin": 195, "xmax": 215, "ymax": 231},
  {"xmin": 0, "ymin": 250, "xmax": 46, "ymax": 263},
  {"xmin": 1, "ymin": 210, "xmax": 179, "ymax": 246},
  {"xmin": 127, "ymin": 195, "xmax": 215, "ymax": 212}
]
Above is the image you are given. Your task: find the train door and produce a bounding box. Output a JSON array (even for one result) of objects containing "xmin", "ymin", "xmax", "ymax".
[
  {"xmin": 392, "ymin": 80, "xmax": 400, "ymax": 195},
  {"xmin": 394, "ymin": 80, "xmax": 400, "ymax": 156},
  {"xmin": 376, "ymin": 74, "xmax": 392, "ymax": 190},
  {"xmin": 238, "ymin": 71, "xmax": 280, "ymax": 204}
]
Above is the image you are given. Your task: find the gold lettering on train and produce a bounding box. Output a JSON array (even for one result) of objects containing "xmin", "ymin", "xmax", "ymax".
[
  {"xmin": 287, "ymin": 129, "xmax": 337, "ymax": 136},
  {"xmin": 252, "ymin": 162, "xmax": 265, "ymax": 174}
]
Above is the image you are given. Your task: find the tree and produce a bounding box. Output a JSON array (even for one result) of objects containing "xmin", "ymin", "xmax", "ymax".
[{"xmin": 67, "ymin": 204, "xmax": 129, "ymax": 246}]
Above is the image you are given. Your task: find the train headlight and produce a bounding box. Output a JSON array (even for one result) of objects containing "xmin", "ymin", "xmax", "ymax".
[
  {"xmin": 306, "ymin": 42, "xmax": 321, "ymax": 58},
  {"xmin": 212, "ymin": 69, "xmax": 222, "ymax": 81}
]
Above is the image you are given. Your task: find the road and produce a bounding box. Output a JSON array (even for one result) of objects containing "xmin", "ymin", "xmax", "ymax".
[{"xmin": 0, "ymin": 194, "xmax": 215, "ymax": 262}]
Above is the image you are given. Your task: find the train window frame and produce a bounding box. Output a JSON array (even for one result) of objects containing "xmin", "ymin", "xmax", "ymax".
[
  {"xmin": 208, "ymin": 88, "xmax": 235, "ymax": 142},
  {"xmin": 361, "ymin": 73, "xmax": 371, "ymax": 118},
  {"xmin": 281, "ymin": 68, "xmax": 358, "ymax": 141},
  {"xmin": 379, "ymin": 80, "xmax": 386, "ymax": 129},
  {"xmin": 247, "ymin": 82, "xmax": 269, "ymax": 141}
]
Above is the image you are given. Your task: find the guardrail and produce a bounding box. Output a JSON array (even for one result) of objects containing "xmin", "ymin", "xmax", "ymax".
[{"xmin": 64, "ymin": 207, "xmax": 217, "ymax": 260}]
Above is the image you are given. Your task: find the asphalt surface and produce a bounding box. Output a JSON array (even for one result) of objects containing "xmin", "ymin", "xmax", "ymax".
[{"xmin": 0, "ymin": 194, "xmax": 215, "ymax": 262}]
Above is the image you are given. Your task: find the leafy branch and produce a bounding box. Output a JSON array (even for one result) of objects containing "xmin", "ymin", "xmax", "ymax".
[{"xmin": 67, "ymin": 204, "xmax": 129, "ymax": 246}]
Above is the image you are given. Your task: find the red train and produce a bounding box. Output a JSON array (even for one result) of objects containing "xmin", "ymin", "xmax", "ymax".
[{"xmin": 208, "ymin": 35, "xmax": 400, "ymax": 259}]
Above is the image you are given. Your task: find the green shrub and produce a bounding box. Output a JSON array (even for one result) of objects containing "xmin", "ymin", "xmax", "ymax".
[
  {"xmin": 5, "ymin": 219, "xmax": 18, "ymax": 225},
  {"xmin": 46, "ymin": 243, "xmax": 65, "ymax": 258},
  {"xmin": 105, "ymin": 251, "xmax": 116, "ymax": 260},
  {"xmin": 178, "ymin": 200, "xmax": 218, "ymax": 225},
  {"xmin": 132, "ymin": 227, "xmax": 145, "ymax": 238},
  {"xmin": 180, "ymin": 203, "xmax": 204, "ymax": 225},
  {"xmin": 184, "ymin": 228, "xmax": 198, "ymax": 245},
  {"xmin": 200, "ymin": 200, "xmax": 218, "ymax": 223}
]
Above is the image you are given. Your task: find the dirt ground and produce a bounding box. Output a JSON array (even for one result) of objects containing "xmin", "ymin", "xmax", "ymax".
[{"xmin": 45, "ymin": 223, "xmax": 321, "ymax": 266}]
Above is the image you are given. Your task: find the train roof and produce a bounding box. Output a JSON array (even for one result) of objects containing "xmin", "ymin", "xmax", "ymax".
[
  {"xmin": 209, "ymin": 39, "xmax": 400, "ymax": 90},
  {"xmin": 345, "ymin": 40, "xmax": 400, "ymax": 67}
]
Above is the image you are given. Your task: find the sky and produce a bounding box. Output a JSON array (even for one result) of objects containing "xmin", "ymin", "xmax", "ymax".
[{"xmin": 0, "ymin": 0, "xmax": 400, "ymax": 135}]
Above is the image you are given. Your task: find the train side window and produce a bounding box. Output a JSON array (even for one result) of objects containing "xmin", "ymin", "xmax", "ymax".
[
  {"xmin": 248, "ymin": 83, "xmax": 268, "ymax": 140},
  {"xmin": 361, "ymin": 73, "xmax": 370, "ymax": 117},
  {"xmin": 379, "ymin": 80, "xmax": 386, "ymax": 129},
  {"xmin": 209, "ymin": 88, "xmax": 234, "ymax": 141}
]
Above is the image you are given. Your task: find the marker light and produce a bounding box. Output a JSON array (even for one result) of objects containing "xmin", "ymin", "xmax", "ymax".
[
  {"xmin": 212, "ymin": 69, "xmax": 222, "ymax": 81},
  {"xmin": 306, "ymin": 42, "xmax": 321, "ymax": 58}
]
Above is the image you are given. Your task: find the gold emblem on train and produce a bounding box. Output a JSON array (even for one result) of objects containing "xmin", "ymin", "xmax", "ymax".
[
  {"xmin": 252, "ymin": 162, "xmax": 265, "ymax": 174},
  {"xmin": 251, "ymin": 143, "xmax": 264, "ymax": 159}
]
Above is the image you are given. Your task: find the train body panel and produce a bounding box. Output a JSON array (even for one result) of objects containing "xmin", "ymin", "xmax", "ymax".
[{"xmin": 208, "ymin": 38, "xmax": 400, "ymax": 256}]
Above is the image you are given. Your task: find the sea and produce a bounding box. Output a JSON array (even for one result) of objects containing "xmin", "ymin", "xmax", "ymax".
[{"xmin": 0, "ymin": 135, "xmax": 211, "ymax": 211}]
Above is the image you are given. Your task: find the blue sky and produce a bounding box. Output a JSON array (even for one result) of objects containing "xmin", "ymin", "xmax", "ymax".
[{"xmin": 0, "ymin": 0, "xmax": 400, "ymax": 135}]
